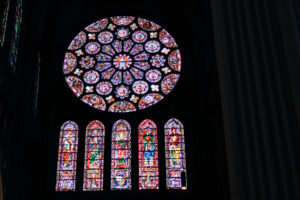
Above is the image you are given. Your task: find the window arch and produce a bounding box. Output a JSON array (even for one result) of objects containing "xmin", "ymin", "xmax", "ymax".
[
  {"xmin": 9, "ymin": 0, "xmax": 22, "ymax": 71},
  {"xmin": 138, "ymin": 119, "xmax": 159, "ymax": 189},
  {"xmin": 83, "ymin": 120, "xmax": 105, "ymax": 191},
  {"xmin": 0, "ymin": 0, "xmax": 10, "ymax": 46},
  {"xmin": 56, "ymin": 121, "xmax": 79, "ymax": 191},
  {"xmin": 164, "ymin": 118, "xmax": 187, "ymax": 189},
  {"xmin": 111, "ymin": 119, "xmax": 131, "ymax": 190}
]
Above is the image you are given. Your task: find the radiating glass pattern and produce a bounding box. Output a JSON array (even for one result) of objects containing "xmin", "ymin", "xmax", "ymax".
[
  {"xmin": 164, "ymin": 118, "xmax": 187, "ymax": 189},
  {"xmin": 62, "ymin": 16, "xmax": 182, "ymax": 112},
  {"xmin": 111, "ymin": 120, "xmax": 131, "ymax": 190},
  {"xmin": 83, "ymin": 120, "xmax": 105, "ymax": 191},
  {"xmin": 9, "ymin": 0, "xmax": 22, "ymax": 72},
  {"xmin": 0, "ymin": 0, "xmax": 10, "ymax": 46},
  {"xmin": 138, "ymin": 119, "xmax": 159, "ymax": 189},
  {"xmin": 56, "ymin": 121, "xmax": 78, "ymax": 191}
]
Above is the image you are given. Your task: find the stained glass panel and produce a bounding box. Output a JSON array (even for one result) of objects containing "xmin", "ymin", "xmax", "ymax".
[
  {"xmin": 111, "ymin": 120, "xmax": 131, "ymax": 190},
  {"xmin": 83, "ymin": 120, "xmax": 105, "ymax": 191},
  {"xmin": 62, "ymin": 16, "xmax": 181, "ymax": 112},
  {"xmin": 138, "ymin": 119, "xmax": 159, "ymax": 189},
  {"xmin": 56, "ymin": 121, "xmax": 78, "ymax": 191},
  {"xmin": 0, "ymin": 0, "xmax": 10, "ymax": 46},
  {"xmin": 164, "ymin": 118, "xmax": 187, "ymax": 189},
  {"xmin": 9, "ymin": 0, "xmax": 22, "ymax": 72}
]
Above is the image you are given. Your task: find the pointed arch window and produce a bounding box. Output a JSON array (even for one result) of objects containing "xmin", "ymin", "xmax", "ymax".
[
  {"xmin": 9, "ymin": 0, "xmax": 22, "ymax": 71},
  {"xmin": 83, "ymin": 120, "xmax": 105, "ymax": 191},
  {"xmin": 0, "ymin": 0, "xmax": 11, "ymax": 46},
  {"xmin": 164, "ymin": 118, "xmax": 187, "ymax": 189},
  {"xmin": 138, "ymin": 119, "xmax": 159, "ymax": 189},
  {"xmin": 56, "ymin": 121, "xmax": 79, "ymax": 191},
  {"xmin": 111, "ymin": 119, "xmax": 131, "ymax": 190}
]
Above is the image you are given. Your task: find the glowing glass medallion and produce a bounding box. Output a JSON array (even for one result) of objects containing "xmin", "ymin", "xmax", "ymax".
[
  {"xmin": 98, "ymin": 31, "xmax": 114, "ymax": 44},
  {"xmin": 96, "ymin": 81, "xmax": 113, "ymax": 95},
  {"xmin": 63, "ymin": 16, "xmax": 181, "ymax": 113},
  {"xmin": 113, "ymin": 54, "xmax": 132, "ymax": 70},
  {"xmin": 132, "ymin": 30, "xmax": 148, "ymax": 43},
  {"xmin": 132, "ymin": 80, "xmax": 149, "ymax": 95},
  {"xmin": 83, "ymin": 70, "xmax": 100, "ymax": 84},
  {"xmin": 145, "ymin": 41, "xmax": 161, "ymax": 53},
  {"xmin": 85, "ymin": 42, "xmax": 101, "ymax": 54}
]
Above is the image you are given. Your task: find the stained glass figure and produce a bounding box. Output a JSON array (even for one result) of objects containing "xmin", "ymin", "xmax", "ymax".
[
  {"xmin": 111, "ymin": 120, "xmax": 131, "ymax": 190},
  {"xmin": 56, "ymin": 121, "xmax": 79, "ymax": 191},
  {"xmin": 164, "ymin": 118, "xmax": 187, "ymax": 189},
  {"xmin": 83, "ymin": 120, "xmax": 105, "ymax": 191},
  {"xmin": 62, "ymin": 16, "xmax": 182, "ymax": 113},
  {"xmin": 9, "ymin": 0, "xmax": 22, "ymax": 72},
  {"xmin": 0, "ymin": 0, "xmax": 10, "ymax": 46},
  {"xmin": 138, "ymin": 119, "xmax": 159, "ymax": 189}
]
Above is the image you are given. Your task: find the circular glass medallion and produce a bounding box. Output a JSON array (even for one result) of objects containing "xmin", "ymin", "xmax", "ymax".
[
  {"xmin": 80, "ymin": 56, "xmax": 95, "ymax": 69},
  {"xmin": 116, "ymin": 28, "xmax": 130, "ymax": 39},
  {"xmin": 113, "ymin": 54, "xmax": 132, "ymax": 70},
  {"xmin": 63, "ymin": 16, "xmax": 181, "ymax": 113},
  {"xmin": 83, "ymin": 70, "xmax": 100, "ymax": 84},
  {"xmin": 145, "ymin": 69, "xmax": 162, "ymax": 83},
  {"xmin": 98, "ymin": 31, "xmax": 114, "ymax": 44},
  {"xmin": 115, "ymin": 85, "xmax": 130, "ymax": 99},
  {"xmin": 96, "ymin": 81, "xmax": 113, "ymax": 95},
  {"xmin": 132, "ymin": 30, "xmax": 148, "ymax": 43},
  {"xmin": 85, "ymin": 42, "xmax": 101, "ymax": 54},
  {"xmin": 132, "ymin": 80, "xmax": 149, "ymax": 95},
  {"xmin": 145, "ymin": 40, "xmax": 160, "ymax": 53}
]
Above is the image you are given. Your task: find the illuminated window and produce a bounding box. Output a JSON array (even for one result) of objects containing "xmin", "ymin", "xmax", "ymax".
[
  {"xmin": 138, "ymin": 119, "xmax": 159, "ymax": 189},
  {"xmin": 83, "ymin": 120, "xmax": 105, "ymax": 191},
  {"xmin": 62, "ymin": 16, "xmax": 182, "ymax": 113},
  {"xmin": 0, "ymin": 0, "xmax": 11, "ymax": 46},
  {"xmin": 55, "ymin": 16, "xmax": 186, "ymax": 193},
  {"xmin": 164, "ymin": 118, "xmax": 187, "ymax": 189},
  {"xmin": 111, "ymin": 119, "xmax": 131, "ymax": 190},
  {"xmin": 9, "ymin": 0, "xmax": 22, "ymax": 71},
  {"xmin": 56, "ymin": 121, "xmax": 78, "ymax": 191}
]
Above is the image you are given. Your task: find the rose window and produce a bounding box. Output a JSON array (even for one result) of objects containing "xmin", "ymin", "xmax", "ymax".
[{"xmin": 63, "ymin": 16, "xmax": 182, "ymax": 113}]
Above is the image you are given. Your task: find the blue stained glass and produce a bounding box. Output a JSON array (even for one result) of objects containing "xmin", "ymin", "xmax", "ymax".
[
  {"xmin": 164, "ymin": 118, "xmax": 187, "ymax": 189},
  {"xmin": 9, "ymin": 0, "xmax": 22, "ymax": 72},
  {"xmin": 56, "ymin": 121, "xmax": 79, "ymax": 191},
  {"xmin": 111, "ymin": 120, "xmax": 131, "ymax": 190}
]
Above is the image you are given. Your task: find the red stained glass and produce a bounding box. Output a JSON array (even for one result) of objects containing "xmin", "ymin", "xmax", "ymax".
[
  {"xmin": 56, "ymin": 121, "xmax": 78, "ymax": 191},
  {"xmin": 138, "ymin": 119, "xmax": 159, "ymax": 189},
  {"xmin": 164, "ymin": 118, "xmax": 187, "ymax": 189},
  {"xmin": 83, "ymin": 120, "xmax": 105, "ymax": 191},
  {"xmin": 111, "ymin": 120, "xmax": 131, "ymax": 190}
]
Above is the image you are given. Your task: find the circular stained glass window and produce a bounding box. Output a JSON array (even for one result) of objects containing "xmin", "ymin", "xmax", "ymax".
[{"xmin": 63, "ymin": 16, "xmax": 182, "ymax": 113}]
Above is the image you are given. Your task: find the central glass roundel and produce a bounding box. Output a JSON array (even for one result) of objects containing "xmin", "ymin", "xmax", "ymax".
[
  {"xmin": 113, "ymin": 54, "xmax": 132, "ymax": 70},
  {"xmin": 63, "ymin": 16, "xmax": 182, "ymax": 113}
]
